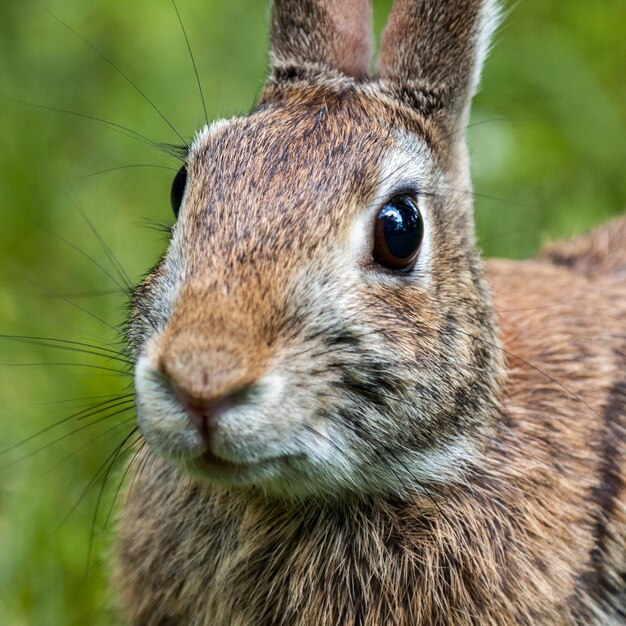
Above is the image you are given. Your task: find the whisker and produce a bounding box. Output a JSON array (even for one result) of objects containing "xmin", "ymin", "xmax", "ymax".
[
  {"xmin": 40, "ymin": 226, "xmax": 129, "ymax": 296},
  {"xmin": 34, "ymin": 288, "xmax": 126, "ymax": 299},
  {"xmin": 301, "ymin": 424, "xmax": 371, "ymax": 491},
  {"xmin": 77, "ymin": 207, "xmax": 134, "ymax": 293},
  {"xmin": 75, "ymin": 398, "xmax": 137, "ymax": 421},
  {"xmin": 349, "ymin": 419, "xmax": 446, "ymax": 514},
  {"xmin": 1, "ymin": 403, "xmax": 135, "ymax": 468},
  {"xmin": 19, "ymin": 275, "xmax": 121, "ymax": 334},
  {"xmin": 0, "ymin": 394, "xmax": 134, "ymax": 456},
  {"xmin": 50, "ymin": 426, "xmax": 139, "ymax": 540},
  {"xmin": 304, "ymin": 417, "xmax": 444, "ymax": 515},
  {"xmin": 433, "ymin": 185, "xmax": 536, "ymax": 210},
  {"xmin": 478, "ymin": 227, "xmax": 538, "ymax": 246},
  {"xmin": 365, "ymin": 149, "xmax": 536, "ymax": 215},
  {"xmin": 311, "ymin": 331, "xmax": 598, "ymax": 485},
  {"xmin": 39, "ymin": 3, "xmax": 188, "ymax": 145},
  {"xmin": 87, "ymin": 428, "xmax": 140, "ymax": 570},
  {"xmin": 0, "ymin": 361, "xmax": 129, "ymax": 375},
  {"xmin": 43, "ymin": 417, "xmax": 137, "ymax": 476},
  {"xmin": 70, "ymin": 164, "xmax": 178, "ymax": 182},
  {"xmin": 136, "ymin": 217, "xmax": 174, "ymax": 235},
  {"xmin": 440, "ymin": 115, "xmax": 526, "ymax": 143},
  {"xmin": 0, "ymin": 91, "xmax": 183, "ymax": 161},
  {"xmin": 478, "ymin": 429, "xmax": 595, "ymax": 487},
  {"xmin": 171, "ymin": 0, "xmax": 209, "ymax": 127},
  {"xmin": 324, "ymin": 319, "xmax": 602, "ymax": 425},
  {"xmin": 0, "ymin": 335, "xmax": 131, "ymax": 364},
  {"xmin": 127, "ymin": 443, "xmax": 152, "ymax": 502},
  {"xmin": 104, "ymin": 435, "xmax": 144, "ymax": 530},
  {"xmin": 496, "ymin": 278, "xmax": 624, "ymax": 313},
  {"xmin": 35, "ymin": 393, "xmax": 132, "ymax": 407}
]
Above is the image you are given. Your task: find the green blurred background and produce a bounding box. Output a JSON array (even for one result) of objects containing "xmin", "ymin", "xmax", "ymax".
[{"xmin": 0, "ymin": 0, "xmax": 624, "ymax": 623}]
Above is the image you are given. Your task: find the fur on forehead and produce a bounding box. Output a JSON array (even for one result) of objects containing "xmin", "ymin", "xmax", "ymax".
[
  {"xmin": 186, "ymin": 90, "xmax": 387, "ymax": 221},
  {"xmin": 181, "ymin": 86, "xmax": 456, "ymax": 253},
  {"xmin": 190, "ymin": 82, "xmax": 455, "ymax": 177},
  {"xmin": 175, "ymin": 85, "xmax": 470, "ymax": 287}
]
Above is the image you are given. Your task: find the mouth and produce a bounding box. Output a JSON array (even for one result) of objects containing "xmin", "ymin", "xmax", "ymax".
[{"xmin": 184, "ymin": 448, "xmax": 293, "ymax": 482}]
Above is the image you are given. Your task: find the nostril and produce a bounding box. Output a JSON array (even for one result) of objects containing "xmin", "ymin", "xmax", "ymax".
[
  {"xmin": 176, "ymin": 393, "xmax": 221, "ymax": 447},
  {"xmin": 157, "ymin": 345, "xmax": 258, "ymax": 449},
  {"xmin": 171, "ymin": 384, "xmax": 252, "ymax": 449}
]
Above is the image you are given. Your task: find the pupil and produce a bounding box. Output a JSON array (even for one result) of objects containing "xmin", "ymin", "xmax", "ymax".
[{"xmin": 381, "ymin": 198, "xmax": 422, "ymax": 261}]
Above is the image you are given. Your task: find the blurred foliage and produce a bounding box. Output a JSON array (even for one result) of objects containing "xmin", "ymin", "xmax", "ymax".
[{"xmin": 0, "ymin": 0, "xmax": 624, "ymax": 624}]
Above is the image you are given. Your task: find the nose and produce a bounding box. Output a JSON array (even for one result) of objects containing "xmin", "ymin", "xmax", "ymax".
[
  {"xmin": 158, "ymin": 340, "xmax": 260, "ymax": 451},
  {"xmin": 173, "ymin": 384, "xmax": 251, "ymax": 449}
]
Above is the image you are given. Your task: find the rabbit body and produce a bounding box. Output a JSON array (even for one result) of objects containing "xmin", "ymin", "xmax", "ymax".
[
  {"xmin": 115, "ymin": 1, "xmax": 625, "ymax": 624},
  {"xmin": 116, "ymin": 219, "xmax": 626, "ymax": 625}
]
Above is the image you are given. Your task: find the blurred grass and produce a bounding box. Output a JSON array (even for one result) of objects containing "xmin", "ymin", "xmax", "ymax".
[{"xmin": 0, "ymin": 0, "xmax": 624, "ymax": 624}]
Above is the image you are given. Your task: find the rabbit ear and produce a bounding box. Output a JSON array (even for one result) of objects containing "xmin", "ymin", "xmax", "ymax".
[
  {"xmin": 269, "ymin": 0, "xmax": 373, "ymax": 78},
  {"xmin": 377, "ymin": 0, "xmax": 500, "ymax": 117}
]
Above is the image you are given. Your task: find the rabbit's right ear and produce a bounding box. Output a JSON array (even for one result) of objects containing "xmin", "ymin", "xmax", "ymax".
[
  {"xmin": 268, "ymin": 0, "xmax": 373, "ymax": 78},
  {"xmin": 378, "ymin": 0, "xmax": 500, "ymax": 119}
]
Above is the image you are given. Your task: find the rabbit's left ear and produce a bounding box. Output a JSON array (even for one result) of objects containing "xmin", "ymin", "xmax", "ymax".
[
  {"xmin": 377, "ymin": 0, "xmax": 501, "ymax": 119},
  {"xmin": 269, "ymin": 0, "xmax": 373, "ymax": 78}
]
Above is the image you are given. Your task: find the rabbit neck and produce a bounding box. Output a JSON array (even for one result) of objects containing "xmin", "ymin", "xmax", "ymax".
[{"xmin": 115, "ymin": 453, "xmax": 562, "ymax": 626}]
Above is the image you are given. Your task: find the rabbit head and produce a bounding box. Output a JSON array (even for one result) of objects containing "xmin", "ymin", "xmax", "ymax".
[{"xmin": 131, "ymin": 0, "xmax": 505, "ymax": 498}]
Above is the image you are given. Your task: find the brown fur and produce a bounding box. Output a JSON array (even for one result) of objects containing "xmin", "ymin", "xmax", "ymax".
[
  {"xmin": 117, "ymin": 234, "xmax": 626, "ymax": 625},
  {"xmin": 115, "ymin": 1, "xmax": 625, "ymax": 624},
  {"xmin": 379, "ymin": 0, "xmax": 495, "ymax": 115},
  {"xmin": 120, "ymin": 232, "xmax": 626, "ymax": 626},
  {"xmin": 270, "ymin": 0, "xmax": 373, "ymax": 77}
]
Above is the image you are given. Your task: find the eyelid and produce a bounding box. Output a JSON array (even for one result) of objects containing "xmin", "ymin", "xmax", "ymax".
[{"xmin": 376, "ymin": 184, "xmax": 421, "ymax": 208}]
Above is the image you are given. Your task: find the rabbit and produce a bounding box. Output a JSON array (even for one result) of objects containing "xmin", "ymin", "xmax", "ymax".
[{"xmin": 114, "ymin": 0, "xmax": 626, "ymax": 624}]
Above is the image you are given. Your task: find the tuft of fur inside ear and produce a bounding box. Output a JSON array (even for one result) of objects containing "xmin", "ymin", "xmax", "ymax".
[
  {"xmin": 378, "ymin": 0, "xmax": 502, "ymax": 117},
  {"xmin": 269, "ymin": 0, "xmax": 373, "ymax": 78}
]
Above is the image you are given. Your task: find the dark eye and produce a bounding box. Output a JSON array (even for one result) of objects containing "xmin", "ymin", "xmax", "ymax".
[
  {"xmin": 373, "ymin": 194, "xmax": 424, "ymax": 270},
  {"xmin": 170, "ymin": 165, "xmax": 188, "ymax": 217}
]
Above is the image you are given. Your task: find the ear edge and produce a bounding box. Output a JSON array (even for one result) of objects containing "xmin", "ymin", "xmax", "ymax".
[{"xmin": 376, "ymin": 0, "xmax": 503, "ymax": 117}]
